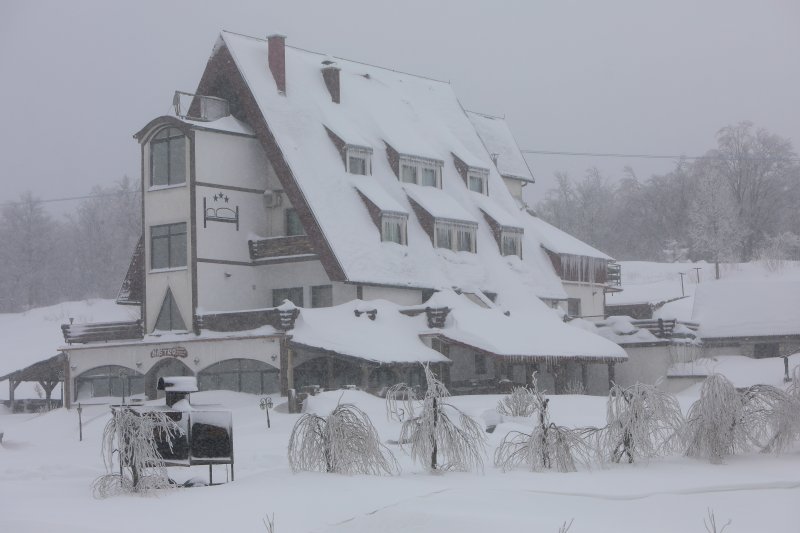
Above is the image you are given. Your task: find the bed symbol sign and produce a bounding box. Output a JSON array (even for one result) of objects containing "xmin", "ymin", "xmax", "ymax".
[{"xmin": 150, "ymin": 347, "xmax": 188, "ymax": 359}]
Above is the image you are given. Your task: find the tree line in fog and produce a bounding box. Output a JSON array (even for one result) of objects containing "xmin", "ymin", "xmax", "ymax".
[
  {"xmin": 536, "ymin": 122, "xmax": 800, "ymax": 266},
  {"xmin": 0, "ymin": 177, "xmax": 140, "ymax": 313}
]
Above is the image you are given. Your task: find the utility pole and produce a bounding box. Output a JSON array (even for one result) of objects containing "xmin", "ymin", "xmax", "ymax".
[{"xmin": 678, "ymin": 272, "xmax": 686, "ymax": 297}]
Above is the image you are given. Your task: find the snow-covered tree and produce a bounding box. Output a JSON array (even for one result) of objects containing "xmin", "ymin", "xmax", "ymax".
[
  {"xmin": 689, "ymin": 168, "xmax": 744, "ymax": 279},
  {"xmin": 288, "ymin": 403, "xmax": 398, "ymax": 475},
  {"xmin": 92, "ymin": 407, "xmax": 181, "ymax": 498},
  {"xmin": 399, "ymin": 364, "xmax": 485, "ymax": 472},
  {"xmin": 385, "ymin": 382, "xmax": 418, "ymax": 422},
  {"xmin": 495, "ymin": 373, "xmax": 597, "ymax": 472},
  {"xmin": 496, "ymin": 385, "xmax": 540, "ymax": 418},
  {"xmin": 685, "ymin": 373, "xmax": 800, "ymax": 462},
  {"xmin": 600, "ymin": 382, "xmax": 684, "ymax": 463}
]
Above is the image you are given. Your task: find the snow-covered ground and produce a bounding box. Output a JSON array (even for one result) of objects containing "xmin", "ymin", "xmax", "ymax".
[{"xmin": 2, "ymin": 358, "xmax": 800, "ymax": 533}]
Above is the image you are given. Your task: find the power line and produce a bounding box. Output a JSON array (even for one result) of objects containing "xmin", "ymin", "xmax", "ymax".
[
  {"xmin": 519, "ymin": 149, "xmax": 800, "ymax": 163},
  {"xmin": 0, "ymin": 189, "xmax": 139, "ymax": 208}
]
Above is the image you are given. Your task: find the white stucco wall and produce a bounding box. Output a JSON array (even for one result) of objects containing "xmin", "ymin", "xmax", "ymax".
[
  {"xmin": 361, "ymin": 285, "xmax": 424, "ymax": 306},
  {"xmin": 562, "ymin": 282, "xmax": 605, "ymax": 321},
  {"xmin": 194, "ymin": 130, "xmax": 272, "ymax": 190}
]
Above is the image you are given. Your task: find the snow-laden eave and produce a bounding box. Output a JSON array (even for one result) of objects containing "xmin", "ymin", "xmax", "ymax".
[
  {"xmin": 288, "ymin": 340, "xmax": 450, "ymax": 366},
  {"xmin": 59, "ymin": 327, "xmax": 283, "ymax": 352}
]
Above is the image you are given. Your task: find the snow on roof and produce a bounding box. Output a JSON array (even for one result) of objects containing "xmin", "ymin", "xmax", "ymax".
[
  {"xmin": 574, "ymin": 316, "xmax": 661, "ymax": 345},
  {"xmin": 403, "ymin": 183, "xmax": 477, "ymax": 223},
  {"xmin": 219, "ymin": 32, "xmax": 566, "ymax": 301},
  {"xmin": 289, "ymin": 300, "xmax": 449, "ymax": 364},
  {"xmin": 526, "ymin": 215, "xmax": 612, "ymax": 260},
  {"xmin": 471, "ymin": 192, "xmax": 522, "ymax": 228},
  {"xmin": 423, "ymin": 291, "xmax": 626, "ymax": 361},
  {"xmin": 466, "ymin": 111, "xmax": 534, "ymax": 182},
  {"xmin": 181, "ymin": 114, "xmax": 255, "ymax": 136},
  {"xmin": 353, "ymin": 179, "xmax": 407, "ymax": 214},
  {"xmin": 692, "ymin": 280, "xmax": 800, "ymax": 339}
]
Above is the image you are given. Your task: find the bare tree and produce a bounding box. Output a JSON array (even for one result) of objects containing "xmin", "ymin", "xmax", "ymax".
[
  {"xmin": 601, "ymin": 382, "xmax": 684, "ymax": 463},
  {"xmin": 399, "ymin": 364, "xmax": 485, "ymax": 472},
  {"xmin": 288, "ymin": 403, "xmax": 398, "ymax": 475},
  {"xmin": 385, "ymin": 383, "xmax": 418, "ymax": 422},
  {"xmin": 92, "ymin": 407, "xmax": 181, "ymax": 498}
]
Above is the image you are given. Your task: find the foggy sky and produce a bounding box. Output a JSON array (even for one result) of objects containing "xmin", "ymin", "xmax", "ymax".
[{"xmin": 2, "ymin": 0, "xmax": 799, "ymax": 212}]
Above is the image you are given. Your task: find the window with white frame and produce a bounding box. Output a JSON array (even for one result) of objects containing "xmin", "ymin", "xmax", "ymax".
[
  {"xmin": 468, "ymin": 170, "xmax": 488, "ymax": 194},
  {"xmin": 501, "ymin": 229, "xmax": 523, "ymax": 257},
  {"xmin": 434, "ymin": 220, "xmax": 477, "ymax": 252},
  {"xmin": 150, "ymin": 222, "xmax": 187, "ymax": 270},
  {"xmin": 398, "ymin": 156, "xmax": 442, "ymax": 188},
  {"xmin": 381, "ymin": 213, "xmax": 408, "ymax": 244},
  {"xmin": 150, "ymin": 127, "xmax": 186, "ymax": 187},
  {"xmin": 346, "ymin": 146, "xmax": 372, "ymax": 175}
]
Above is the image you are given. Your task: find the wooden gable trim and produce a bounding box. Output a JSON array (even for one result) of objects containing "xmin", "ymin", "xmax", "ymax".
[
  {"xmin": 385, "ymin": 142, "xmax": 400, "ymax": 178},
  {"xmin": 356, "ymin": 190, "xmax": 383, "ymax": 232},
  {"xmin": 452, "ymin": 153, "xmax": 469, "ymax": 187},
  {"xmin": 480, "ymin": 209, "xmax": 503, "ymax": 252},
  {"xmin": 192, "ymin": 43, "xmax": 347, "ymax": 281},
  {"xmin": 324, "ymin": 126, "xmax": 347, "ymax": 168},
  {"xmin": 406, "ymin": 196, "xmax": 435, "ymax": 243}
]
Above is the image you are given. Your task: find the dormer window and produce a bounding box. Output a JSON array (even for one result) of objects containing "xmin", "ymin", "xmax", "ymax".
[
  {"xmin": 501, "ymin": 228, "xmax": 523, "ymax": 258},
  {"xmin": 398, "ymin": 156, "xmax": 442, "ymax": 188},
  {"xmin": 434, "ymin": 220, "xmax": 477, "ymax": 252},
  {"xmin": 381, "ymin": 213, "xmax": 408, "ymax": 244},
  {"xmin": 151, "ymin": 127, "xmax": 186, "ymax": 187},
  {"xmin": 468, "ymin": 170, "xmax": 488, "ymax": 194},
  {"xmin": 346, "ymin": 146, "xmax": 372, "ymax": 175}
]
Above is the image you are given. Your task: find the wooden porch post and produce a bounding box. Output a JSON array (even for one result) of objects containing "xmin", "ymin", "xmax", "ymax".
[
  {"xmin": 607, "ymin": 362, "xmax": 616, "ymax": 391},
  {"xmin": 326, "ymin": 356, "xmax": 335, "ymax": 390},
  {"xmin": 9, "ymin": 379, "xmax": 19, "ymax": 407},
  {"xmin": 361, "ymin": 364, "xmax": 370, "ymax": 391},
  {"xmin": 552, "ymin": 364, "xmax": 563, "ymax": 394},
  {"xmin": 581, "ymin": 363, "xmax": 589, "ymax": 394}
]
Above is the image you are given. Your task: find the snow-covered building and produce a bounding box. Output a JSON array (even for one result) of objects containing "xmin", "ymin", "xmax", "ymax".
[
  {"xmin": 59, "ymin": 32, "xmax": 624, "ymax": 406},
  {"xmin": 693, "ymin": 280, "xmax": 800, "ymax": 358}
]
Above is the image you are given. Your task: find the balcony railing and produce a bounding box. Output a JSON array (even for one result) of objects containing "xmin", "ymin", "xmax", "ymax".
[
  {"xmin": 194, "ymin": 307, "xmax": 299, "ymax": 333},
  {"xmin": 248, "ymin": 236, "xmax": 316, "ymax": 261},
  {"xmin": 173, "ymin": 91, "xmax": 230, "ymax": 122},
  {"xmin": 62, "ymin": 320, "xmax": 144, "ymax": 345},
  {"xmin": 607, "ymin": 262, "xmax": 622, "ymax": 287}
]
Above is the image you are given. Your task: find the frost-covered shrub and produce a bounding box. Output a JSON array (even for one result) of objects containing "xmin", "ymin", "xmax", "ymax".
[
  {"xmin": 385, "ymin": 383, "xmax": 418, "ymax": 422},
  {"xmin": 400, "ymin": 364, "xmax": 486, "ymax": 472},
  {"xmin": 92, "ymin": 407, "xmax": 181, "ymax": 498},
  {"xmin": 497, "ymin": 385, "xmax": 540, "ymax": 418},
  {"xmin": 685, "ymin": 373, "xmax": 800, "ymax": 462},
  {"xmin": 601, "ymin": 382, "xmax": 684, "ymax": 463},
  {"xmin": 288, "ymin": 403, "xmax": 398, "ymax": 475},
  {"xmin": 495, "ymin": 375, "xmax": 598, "ymax": 472}
]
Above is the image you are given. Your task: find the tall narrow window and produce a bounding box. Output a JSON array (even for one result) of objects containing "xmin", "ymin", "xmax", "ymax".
[
  {"xmin": 421, "ymin": 167, "xmax": 437, "ymax": 187},
  {"xmin": 567, "ymin": 298, "xmax": 582, "ymax": 317},
  {"xmin": 154, "ymin": 288, "xmax": 186, "ymax": 331},
  {"xmin": 468, "ymin": 172, "xmax": 487, "ymax": 194},
  {"xmin": 150, "ymin": 127, "xmax": 186, "ymax": 187},
  {"xmin": 435, "ymin": 224, "xmax": 452, "ymax": 250},
  {"xmin": 401, "ymin": 164, "xmax": 418, "ymax": 184},
  {"xmin": 348, "ymin": 155, "xmax": 367, "ymax": 175},
  {"xmin": 381, "ymin": 213, "xmax": 407, "ymax": 244},
  {"xmin": 501, "ymin": 230, "xmax": 523, "ymax": 257},
  {"xmin": 150, "ymin": 222, "xmax": 187, "ymax": 270},
  {"xmin": 285, "ymin": 208, "xmax": 305, "ymax": 236}
]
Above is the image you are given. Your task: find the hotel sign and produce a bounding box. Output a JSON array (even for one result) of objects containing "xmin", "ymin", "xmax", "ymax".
[{"xmin": 150, "ymin": 346, "xmax": 188, "ymax": 359}]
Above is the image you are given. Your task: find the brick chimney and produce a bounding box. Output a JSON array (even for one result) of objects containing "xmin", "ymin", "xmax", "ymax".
[
  {"xmin": 267, "ymin": 34, "xmax": 286, "ymax": 95},
  {"xmin": 321, "ymin": 61, "xmax": 340, "ymax": 104}
]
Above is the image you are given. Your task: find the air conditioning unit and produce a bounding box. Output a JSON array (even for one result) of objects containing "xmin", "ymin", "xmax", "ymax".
[{"xmin": 263, "ymin": 190, "xmax": 283, "ymax": 208}]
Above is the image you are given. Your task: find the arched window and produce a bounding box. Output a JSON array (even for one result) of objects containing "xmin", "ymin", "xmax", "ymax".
[
  {"xmin": 151, "ymin": 127, "xmax": 186, "ymax": 186},
  {"xmin": 75, "ymin": 365, "xmax": 144, "ymax": 400},
  {"xmin": 198, "ymin": 358, "xmax": 279, "ymax": 395}
]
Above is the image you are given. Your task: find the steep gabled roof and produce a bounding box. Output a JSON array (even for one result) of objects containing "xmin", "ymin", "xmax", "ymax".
[
  {"xmin": 203, "ymin": 32, "xmax": 574, "ymax": 305},
  {"xmin": 466, "ymin": 111, "xmax": 535, "ymax": 183}
]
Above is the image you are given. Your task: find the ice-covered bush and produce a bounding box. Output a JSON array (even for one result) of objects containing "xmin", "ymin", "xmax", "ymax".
[
  {"xmin": 685, "ymin": 373, "xmax": 800, "ymax": 462},
  {"xmin": 600, "ymin": 382, "xmax": 684, "ymax": 463},
  {"xmin": 495, "ymin": 374, "xmax": 598, "ymax": 472},
  {"xmin": 385, "ymin": 383, "xmax": 418, "ymax": 422},
  {"xmin": 288, "ymin": 403, "xmax": 398, "ymax": 475},
  {"xmin": 92, "ymin": 407, "xmax": 181, "ymax": 498},
  {"xmin": 400, "ymin": 364, "xmax": 486, "ymax": 472},
  {"xmin": 497, "ymin": 385, "xmax": 540, "ymax": 418}
]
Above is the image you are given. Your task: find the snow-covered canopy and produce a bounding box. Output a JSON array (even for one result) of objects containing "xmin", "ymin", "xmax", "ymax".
[
  {"xmin": 289, "ymin": 299, "xmax": 449, "ymax": 365},
  {"xmin": 419, "ymin": 292, "xmax": 626, "ymax": 361},
  {"xmin": 218, "ymin": 32, "xmax": 568, "ymax": 302},
  {"xmin": 466, "ymin": 111, "xmax": 534, "ymax": 183},
  {"xmin": 692, "ymin": 280, "xmax": 800, "ymax": 339},
  {"xmin": 526, "ymin": 216, "xmax": 611, "ymax": 261}
]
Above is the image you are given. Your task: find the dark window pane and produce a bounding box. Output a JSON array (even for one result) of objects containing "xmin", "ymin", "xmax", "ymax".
[
  {"xmin": 151, "ymin": 141, "xmax": 169, "ymax": 186},
  {"xmin": 349, "ymin": 156, "xmax": 367, "ymax": 175},
  {"xmin": 274, "ymin": 287, "xmax": 303, "ymax": 307},
  {"xmin": 285, "ymin": 208, "xmax": 305, "ymax": 236},
  {"xmin": 169, "ymin": 232, "xmax": 187, "ymax": 267},
  {"xmin": 401, "ymin": 164, "xmax": 417, "ymax": 184},
  {"xmin": 312, "ymin": 285, "xmax": 333, "ymax": 308},
  {"xmin": 151, "ymin": 236, "xmax": 169, "ymax": 269},
  {"xmin": 169, "ymin": 136, "xmax": 186, "ymax": 185},
  {"xmin": 421, "ymin": 167, "xmax": 437, "ymax": 187}
]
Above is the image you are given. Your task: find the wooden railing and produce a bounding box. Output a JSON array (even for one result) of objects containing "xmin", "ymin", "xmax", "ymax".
[
  {"xmin": 248, "ymin": 235, "xmax": 316, "ymax": 261},
  {"xmin": 627, "ymin": 318, "xmax": 699, "ymax": 339},
  {"xmin": 62, "ymin": 320, "xmax": 144, "ymax": 344},
  {"xmin": 194, "ymin": 307, "xmax": 299, "ymax": 333}
]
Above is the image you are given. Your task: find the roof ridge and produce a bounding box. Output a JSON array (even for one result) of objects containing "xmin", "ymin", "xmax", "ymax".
[{"xmin": 220, "ymin": 30, "xmax": 450, "ymax": 85}]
